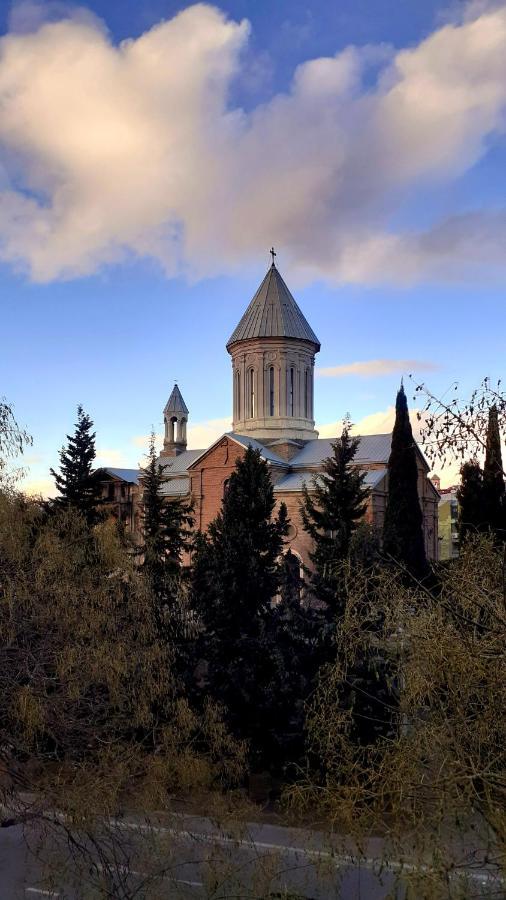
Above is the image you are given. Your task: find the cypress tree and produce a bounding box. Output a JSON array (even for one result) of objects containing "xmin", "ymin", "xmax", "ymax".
[
  {"xmin": 482, "ymin": 405, "xmax": 505, "ymax": 541},
  {"xmin": 50, "ymin": 405, "xmax": 102, "ymax": 527},
  {"xmin": 382, "ymin": 384, "xmax": 428, "ymax": 578},
  {"xmin": 300, "ymin": 419, "xmax": 370, "ymax": 610},
  {"xmin": 457, "ymin": 459, "xmax": 484, "ymax": 542}
]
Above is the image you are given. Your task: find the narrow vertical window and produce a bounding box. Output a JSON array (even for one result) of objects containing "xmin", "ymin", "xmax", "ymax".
[
  {"xmin": 269, "ymin": 367, "xmax": 275, "ymax": 416},
  {"xmin": 235, "ymin": 371, "xmax": 241, "ymax": 419},
  {"xmin": 289, "ymin": 367, "xmax": 295, "ymax": 416},
  {"xmin": 248, "ymin": 368, "xmax": 255, "ymax": 418},
  {"xmin": 304, "ymin": 369, "xmax": 309, "ymax": 418}
]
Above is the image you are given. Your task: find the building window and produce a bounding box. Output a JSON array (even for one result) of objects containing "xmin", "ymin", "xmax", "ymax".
[
  {"xmin": 223, "ymin": 478, "xmax": 230, "ymax": 497},
  {"xmin": 288, "ymin": 367, "xmax": 295, "ymax": 416},
  {"xmin": 248, "ymin": 368, "xmax": 255, "ymax": 418},
  {"xmin": 304, "ymin": 369, "xmax": 309, "ymax": 418},
  {"xmin": 235, "ymin": 371, "xmax": 241, "ymax": 419},
  {"xmin": 269, "ymin": 367, "xmax": 275, "ymax": 416}
]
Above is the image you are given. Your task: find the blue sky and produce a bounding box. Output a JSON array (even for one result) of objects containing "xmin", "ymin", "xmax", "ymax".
[{"xmin": 1, "ymin": 0, "xmax": 505, "ymax": 492}]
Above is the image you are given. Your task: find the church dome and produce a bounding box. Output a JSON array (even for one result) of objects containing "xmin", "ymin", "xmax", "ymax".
[
  {"xmin": 227, "ymin": 255, "xmax": 320, "ymax": 443},
  {"xmin": 227, "ymin": 261, "xmax": 320, "ymax": 351}
]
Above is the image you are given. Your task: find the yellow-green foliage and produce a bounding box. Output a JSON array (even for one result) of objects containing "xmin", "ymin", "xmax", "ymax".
[
  {"xmin": 290, "ymin": 537, "xmax": 506, "ymax": 892},
  {"xmin": 0, "ymin": 491, "xmax": 245, "ymax": 820}
]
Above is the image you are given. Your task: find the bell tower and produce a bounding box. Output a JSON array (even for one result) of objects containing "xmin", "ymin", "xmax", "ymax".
[
  {"xmin": 163, "ymin": 383, "xmax": 188, "ymax": 456},
  {"xmin": 226, "ymin": 253, "xmax": 320, "ymax": 444}
]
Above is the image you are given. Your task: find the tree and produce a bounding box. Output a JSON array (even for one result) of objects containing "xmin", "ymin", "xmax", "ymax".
[
  {"xmin": 191, "ymin": 446, "xmax": 290, "ymax": 768},
  {"xmin": 140, "ymin": 433, "xmax": 194, "ymax": 595},
  {"xmin": 457, "ymin": 458, "xmax": 484, "ymax": 541},
  {"xmin": 383, "ymin": 384, "xmax": 427, "ymax": 578},
  {"xmin": 297, "ymin": 536, "xmax": 505, "ymax": 896},
  {"xmin": 195, "ymin": 446, "xmax": 288, "ymax": 635},
  {"xmin": 300, "ymin": 419, "xmax": 369, "ymax": 610},
  {"xmin": 139, "ymin": 434, "xmax": 195, "ymax": 685},
  {"xmin": 50, "ymin": 405, "xmax": 102, "ymax": 527},
  {"xmin": 0, "ymin": 492, "xmax": 245, "ymax": 897},
  {"xmin": 482, "ymin": 404, "xmax": 506, "ymax": 541},
  {"xmin": 413, "ymin": 375, "xmax": 505, "ymax": 475},
  {"xmin": 0, "ymin": 398, "xmax": 32, "ymax": 489}
]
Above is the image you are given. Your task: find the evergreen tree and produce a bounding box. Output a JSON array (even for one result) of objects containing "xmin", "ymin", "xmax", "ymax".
[
  {"xmin": 140, "ymin": 434, "xmax": 194, "ymax": 638},
  {"xmin": 191, "ymin": 446, "xmax": 290, "ymax": 768},
  {"xmin": 300, "ymin": 419, "xmax": 370, "ymax": 610},
  {"xmin": 457, "ymin": 459, "xmax": 484, "ymax": 542},
  {"xmin": 482, "ymin": 405, "xmax": 506, "ymax": 541},
  {"xmin": 50, "ymin": 405, "xmax": 102, "ymax": 527},
  {"xmin": 196, "ymin": 446, "xmax": 288, "ymax": 635},
  {"xmin": 383, "ymin": 384, "xmax": 428, "ymax": 578}
]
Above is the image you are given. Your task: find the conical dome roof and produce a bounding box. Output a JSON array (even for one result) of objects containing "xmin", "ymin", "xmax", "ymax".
[
  {"xmin": 164, "ymin": 383, "xmax": 188, "ymax": 416},
  {"xmin": 227, "ymin": 263, "xmax": 320, "ymax": 351}
]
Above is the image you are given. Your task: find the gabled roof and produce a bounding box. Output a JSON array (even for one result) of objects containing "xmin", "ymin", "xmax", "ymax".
[
  {"xmin": 187, "ymin": 432, "xmax": 289, "ymax": 470},
  {"xmin": 158, "ymin": 449, "xmax": 204, "ymax": 473},
  {"xmin": 164, "ymin": 383, "xmax": 188, "ymax": 416},
  {"xmin": 290, "ymin": 435, "xmax": 393, "ymax": 467},
  {"xmin": 228, "ymin": 432, "xmax": 288, "ymax": 465},
  {"xmin": 227, "ymin": 263, "xmax": 320, "ymax": 350},
  {"xmin": 99, "ymin": 467, "xmax": 140, "ymax": 484},
  {"xmin": 159, "ymin": 477, "xmax": 191, "ymax": 497},
  {"xmin": 273, "ymin": 467, "xmax": 387, "ymax": 493}
]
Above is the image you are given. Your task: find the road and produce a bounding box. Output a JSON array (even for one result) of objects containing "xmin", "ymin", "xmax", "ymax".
[{"xmin": 0, "ymin": 811, "xmax": 501, "ymax": 899}]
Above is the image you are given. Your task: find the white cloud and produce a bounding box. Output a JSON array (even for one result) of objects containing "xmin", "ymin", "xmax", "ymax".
[
  {"xmin": 317, "ymin": 359, "xmax": 438, "ymax": 378},
  {"xmin": 187, "ymin": 416, "xmax": 232, "ymax": 448},
  {"xmin": 1, "ymin": 2, "xmax": 506, "ymax": 283},
  {"xmin": 22, "ymin": 475, "xmax": 57, "ymax": 497},
  {"xmin": 317, "ymin": 405, "xmax": 462, "ymax": 487},
  {"xmin": 95, "ymin": 446, "xmax": 128, "ymax": 467},
  {"xmin": 317, "ymin": 405, "xmax": 401, "ymax": 440}
]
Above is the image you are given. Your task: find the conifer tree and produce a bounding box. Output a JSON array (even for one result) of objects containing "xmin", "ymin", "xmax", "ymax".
[
  {"xmin": 300, "ymin": 419, "xmax": 369, "ymax": 609},
  {"xmin": 50, "ymin": 405, "xmax": 102, "ymax": 527},
  {"xmin": 196, "ymin": 446, "xmax": 288, "ymax": 634},
  {"xmin": 482, "ymin": 405, "xmax": 506, "ymax": 541},
  {"xmin": 140, "ymin": 434, "xmax": 194, "ymax": 637},
  {"xmin": 191, "ymin": 446, "xmax": 290, "ymax": 767},
  {"xmin": 382, "ymin": 384, "xmax": 428, "ymax": 578},
  {"xmin": 457, "ymin": 459, "xmax": 484, "ymax": 542}
]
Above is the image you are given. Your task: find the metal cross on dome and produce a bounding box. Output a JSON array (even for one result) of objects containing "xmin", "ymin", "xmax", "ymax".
[{"xmin": 270, "ymin": 247, "xmax": 277, "ymax": 266}]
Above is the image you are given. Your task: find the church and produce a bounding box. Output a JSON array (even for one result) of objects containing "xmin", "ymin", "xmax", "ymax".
[{"xmin": 99, "ymin": 257, "xmax": 440, "ymax": 564}]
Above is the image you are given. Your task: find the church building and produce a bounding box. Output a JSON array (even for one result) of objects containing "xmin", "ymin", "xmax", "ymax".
[{"xmin": 99, "ymin": 258, "xmax": 439, "ymax": 564}]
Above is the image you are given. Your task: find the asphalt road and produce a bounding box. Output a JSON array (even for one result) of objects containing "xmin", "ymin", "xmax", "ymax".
[{"xmin": 0, "ymin": 812, "xmax": 501, "ymax": 899}]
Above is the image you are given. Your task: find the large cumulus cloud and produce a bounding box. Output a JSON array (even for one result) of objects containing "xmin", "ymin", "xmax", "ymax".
[{"xmin": 1, "ymin": 1, "xmax": 506, "ymax": 283}]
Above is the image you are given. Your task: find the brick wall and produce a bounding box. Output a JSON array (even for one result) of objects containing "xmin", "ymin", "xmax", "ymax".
[{"xmin": 189, "ymin": 436, "xmax": 246, "ymax": 532}]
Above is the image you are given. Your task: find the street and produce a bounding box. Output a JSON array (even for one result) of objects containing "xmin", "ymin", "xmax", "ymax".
[{"xmin": 0, "ymin": 811, "xmax": 501, "ymax": 899}]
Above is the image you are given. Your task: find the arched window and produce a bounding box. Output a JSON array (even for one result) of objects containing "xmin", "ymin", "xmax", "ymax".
[
  {"xmin": 248, "ymin": 368, "xmax": 255, "ymax": 418},
  {"xmin": 288, "ymin": 367, "xmax": 295, "ymax": 416},
  {"xmin": 235, "ymin": 371, "xmax": 241, "ymax": 419},
  {"xmin": 304, "ymin": 369, "xmax": 309, "ymax": 418},
  {"xmin": 269, "ymin": 367, "xmax": 275, "ymax": 416},
  {"xmin": 282, "ymin": 549, "xmax": 302, "ymax": 604},
  {"xmin": 170, "ymin": 416, "xmax": 177, "ymax": 442}
]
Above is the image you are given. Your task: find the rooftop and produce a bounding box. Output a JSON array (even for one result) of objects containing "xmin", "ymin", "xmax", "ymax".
[
  {"xmin": 164, "ymin": 383, "xmax": 189, "ymax": 416},
  {"xmin": 289, "ymin": 434, "xmax": 393, "ymax": 467},
  {"xmin": 227, "ymin": 263, "xmax": 320, "ymax": 350}
]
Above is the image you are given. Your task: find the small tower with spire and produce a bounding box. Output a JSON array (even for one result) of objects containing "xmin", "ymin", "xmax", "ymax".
[{"xmin": 163, "ymin": 383, "xmax": 188, "ymax": 456}]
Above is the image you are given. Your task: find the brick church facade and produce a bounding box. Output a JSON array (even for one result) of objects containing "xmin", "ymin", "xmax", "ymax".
[{"xmin": 99, "ymin": 260, "xmax": 439, "ymax": 564}]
